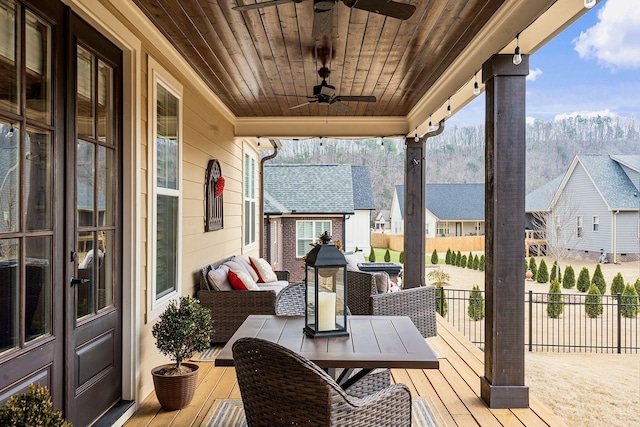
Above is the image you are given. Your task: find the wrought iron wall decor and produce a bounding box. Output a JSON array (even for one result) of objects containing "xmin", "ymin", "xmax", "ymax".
[{"xmin": 205, "ymin": 159, "xmax": 223, "ymax": 231}]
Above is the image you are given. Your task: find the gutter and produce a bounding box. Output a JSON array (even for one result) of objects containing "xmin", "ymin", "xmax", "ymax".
[
  {"xmin": 612, "ymin": 210, "xmax": 619, "ymax": 264},
  {"xmin": 260, "ymin": 139, "xmax": 281, "ymax": 259}
]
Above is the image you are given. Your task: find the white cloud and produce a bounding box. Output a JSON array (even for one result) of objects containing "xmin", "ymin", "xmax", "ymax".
[
  {"xmin": 526, "ymin": 117, "xmax": 537, "ymax": 125},
  {"xmin": 526, "ymin": 68, "xmax": 543, "ymax": 81},
  {"xmin": 554, "ymin": 109, "xmax": 617, "ymax": 121},
  {"xmin": 573, "ymin": 0, "xmax": 640, "ymax": 70}
]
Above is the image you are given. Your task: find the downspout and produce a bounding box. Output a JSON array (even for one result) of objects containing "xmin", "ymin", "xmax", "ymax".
[
  {"xmin": 260, "ymin": 139, "xmax": 280, "ymax": 259},
  {"xmin": 612, "ymin": 210, "xmax": 619, "ymax": 264}
]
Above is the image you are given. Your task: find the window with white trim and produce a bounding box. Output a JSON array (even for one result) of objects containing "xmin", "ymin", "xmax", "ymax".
[
  {"xmin": 296, "ymin": 220, "xmax": 332, "ymax": 258},
  {"xmin": 577, "ymin": 216, "xmax": 583, "ymax": 238},
  {"xmin": 592, "ymin": 216, "xmax": 599, "ymax": 232},
  {"xmin": 244, "ymin": 151, "xmax": 257, "ymax": 247},
  {"xmin": 148, "ymin": 58, "xmax": 182, "ymax": 319},
  {"xmin": 437, "ymin": 222, "xmax": 448, "ymax": 237}
]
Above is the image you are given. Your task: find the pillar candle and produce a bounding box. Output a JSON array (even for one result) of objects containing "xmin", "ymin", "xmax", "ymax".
[{"xmin": 318, "ymin": 292, "xmax": 336, "ymax": 331}]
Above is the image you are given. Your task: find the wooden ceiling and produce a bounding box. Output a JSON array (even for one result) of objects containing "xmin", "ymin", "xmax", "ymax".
[{"xmin": 131, "ymin": 0, "xmax": 590, "ymax": 137}]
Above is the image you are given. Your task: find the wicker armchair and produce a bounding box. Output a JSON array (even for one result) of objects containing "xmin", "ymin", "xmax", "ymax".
[
  {"xmin": 198, "ymin": 258, "xmax": 305, "ymax": 343},
  {"xmin": 346, "ymin": 270, "xmax": 437, "ymax": 338},
  {"xmin": 232, "ymin": 337, "xmax": 412, "ymax": 427}
]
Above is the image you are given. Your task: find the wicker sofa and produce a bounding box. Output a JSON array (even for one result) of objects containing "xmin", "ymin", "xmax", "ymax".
[
  {"xmin": 346, "ymin": 270, "xmax": 437, "ymax": 338},
  {"xmin": 198, "ymin": 256, "xmax": 305, "ymax": 343}
]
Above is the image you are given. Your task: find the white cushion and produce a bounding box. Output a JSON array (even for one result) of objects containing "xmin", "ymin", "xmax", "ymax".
[
  {"xmin": 207, "ymin": 265, "xmax": 232, "ymax": 291},
  {"xmin": 249, "ymin": 256, "xmax": 278, "ymax": 283},
  {"xmin": 232, "ymin": 256, "xmax": 260, "ymax": 282},
  {"xmin": 345, "ymin": 251, "xmax": 366, "ymax": 271},
  {"xmin": 256, "ymin": 280, "xmax": 289, "ymax": 294}
]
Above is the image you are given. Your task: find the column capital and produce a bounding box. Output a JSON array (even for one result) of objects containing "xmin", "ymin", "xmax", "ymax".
[{"xmin": 482, "ymin": 54, "xmax": 529, "ymax": 83}]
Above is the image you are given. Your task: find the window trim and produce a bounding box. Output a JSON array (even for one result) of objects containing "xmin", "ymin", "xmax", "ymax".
[
  {"xmin": 592, "ymin": 215, "xmax": 599, "ymax": 232},
  {"xmin": 243, "ymin": 148, "xmax": 257, "ymax": 251},
  {"xmin": 296, "ymin": 220, "xmax": 332, "ymax": 258},
  {"xmin": 577, "ymin": 215, "xmax": 583, "ymax": 238},
  {"xmin": 147, "ymin": 57, "xmax": 183, "ymax": 320}
]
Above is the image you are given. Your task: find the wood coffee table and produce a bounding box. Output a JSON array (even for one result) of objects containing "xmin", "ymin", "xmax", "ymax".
[{"xmin": 216, "ymin": 315, "xmax": 439, "ymax": 388}]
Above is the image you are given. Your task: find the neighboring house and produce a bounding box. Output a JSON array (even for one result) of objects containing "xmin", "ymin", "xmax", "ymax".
[
  {"xmin": 390, "ymin": 184, "xmax": 485, "ymax": 237},
  {"xmin": 374, "ymin": 209, "xmax": 391, "ymax": 231},
  {"xmin": 526, "ymin": 154, "xmax": 640, "ymax": 262},
  {"xmin": 263, "ymin": 164, "xmax": 375, "ymax": 282}
]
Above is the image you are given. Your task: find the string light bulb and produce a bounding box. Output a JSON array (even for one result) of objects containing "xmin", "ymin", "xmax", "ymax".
[
  {"xmin": 473, "ymin": 74, "xmax": 480, "ymax": 96},
  {"xmin": 584, "ymin": 0, "xmax": 596, "ymax": 8},
  {"xmin": 446, "ymin": 98, "xmax": 452, "ymax": 117},
  {"xmin": 513, "ymin": 34, "xmax": 522, "ymax": 65},
  {"xmin": 428, "ymin": 115, "xmax": 432, "ymax": 127},
  {"xmin": 6, "ymin": 123, "xmax": 15, "ymax": 138},
  {"xmin": 414, "ymin": 132, "xmax": 419, "ymax": 143}
]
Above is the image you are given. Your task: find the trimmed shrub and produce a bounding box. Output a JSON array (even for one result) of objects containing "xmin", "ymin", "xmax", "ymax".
[
  {"xmin": 368, "ymin": 247, "xmax": 376, "ymax": 262},
  {"xmin": 585, "ymin": 285, "xmax": 603, "ymax": 318},
  {"xmin": 557, "ymin": 267, "xmax": 562, "ymax": 284},
  {"xmin": 455, "ymin": 251, "xmax": 462, "ymax": 267},
  {"xmin": 479, "ymin": 255, "xmax": 485, "ymax": 271},
  {"xmin": 536, "ymin": 259, "xmax": 549, "ymax": 283},
  {"xmin": 468, "ymin": 285, "xmax": 485, "ymax": 321},
  {"xmin": 460, "ymin": 255, "xmax": 467, "ymax": 268},
  {"xmin": 0, "ymin": 384, "xmax": 72, "ymax": 427},
  {"xmin": 546, "ymin": 279, "xmax": 564, "ymax": 318},
  {"xmin": 592, "ymin": 264, "xmax": 606, "ymax": 294},
  {"xmin": 436, "ymin": 285, "xmax": 448, "ymax": 317},
  {"xmin": 399, "ymin": 251, "xmax": 404, "ymax": 264},
  {"xmin": 384, "ymin": 248, "xmax": 391, "ymax": 262},
  {"xmin": 445, "ymin": 249, "xmax": 451, "ymax": 264},
  {"xmin": 528, "ymin": 257, "xmax": 537, "ymax": 281},
  {"xmin": 562, "ymin": 265, "xmax": 575, "ymax": 289},
  {"xmin": 467, "ymin": 252, "xmax": 474, "ymax": 269},
  {"xmin": 430, "ymin": 249, "xmax": 438, "ymax": 265},
  {"xmin": 610, "ymin": 272, "xmax": 625, "ymax": 295},
  {"xmin": 635, "ymin": 278, "xmax": 640, "ymax": 295},
  {"xmin": 620, "ymin": 284, "xmax": 638, "ymax": 318},
  {"xmin": 550, "ymin": 261, "xmax": 558, "ymax": 283},
  {"xmin": 577, "ymin": 267, "xmax": 591, "ymax": 292},
  {"xmin": 473, "ymin": 254, "xmax": 479, "ymax": 270}
]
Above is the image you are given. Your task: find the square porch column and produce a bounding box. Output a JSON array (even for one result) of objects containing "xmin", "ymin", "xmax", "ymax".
[
  {"xmin": 403, "ymin": 140, "xmax": 426, "ymax": 288},
  {"xmin": 481, "ymin": 54, "xmax": 529, "ymax": 408}
]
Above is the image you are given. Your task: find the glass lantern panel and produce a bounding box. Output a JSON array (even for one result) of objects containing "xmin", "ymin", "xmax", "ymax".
[{"xmin": 305, "ymin": 264, "xmax": 316, "ymax": 328}]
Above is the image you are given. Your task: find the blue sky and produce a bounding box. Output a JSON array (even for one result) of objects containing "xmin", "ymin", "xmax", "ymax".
[{"xmin": 447, "ymin": 0, "xmax": 640, "ymax": 126}]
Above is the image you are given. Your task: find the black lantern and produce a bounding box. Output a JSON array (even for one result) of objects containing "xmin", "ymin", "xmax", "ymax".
[{"xmin": 304, "ymin": 231, "xmax": 349, "ymax": 338}]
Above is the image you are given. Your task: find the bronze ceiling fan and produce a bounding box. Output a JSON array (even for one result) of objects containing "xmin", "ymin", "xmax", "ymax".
[
  {"xmin": 287, "ymin": 66, "xmax": 376, "ymax": 112},
  {"xmin": 233, "ymin": 0, "xmax": 416, "ymax": 38}
]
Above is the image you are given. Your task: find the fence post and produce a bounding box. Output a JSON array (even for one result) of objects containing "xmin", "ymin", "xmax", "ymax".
[
  {"xmin": 617, "ymin": 293, "xmax": 622, "ymax": 354},
  {"xmin": 528, "ymin": 290, "xmax": 533, "ymax": 352}
]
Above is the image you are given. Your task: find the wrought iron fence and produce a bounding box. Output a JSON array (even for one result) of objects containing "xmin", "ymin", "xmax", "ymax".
[{"xmin": 436, "ymin": 288, "xmax": 640, "ymax": 353}]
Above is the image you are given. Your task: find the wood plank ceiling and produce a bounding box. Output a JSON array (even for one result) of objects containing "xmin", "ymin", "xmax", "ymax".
[{"xmin": 132, "ymin": 0, "xmax": 507, "ymax": 119}]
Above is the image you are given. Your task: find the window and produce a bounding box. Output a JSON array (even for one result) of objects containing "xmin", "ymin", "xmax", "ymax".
[
  {"xmin": 270, "ymin": 221, "xmax": 278, "ymax": 264},
  {"xmin": 148, "ymin": 58, "xmax": 182, "ymax": 318},
  {"xmin": 437, "ymin": 222, "xmax": 448, "ymax": 237},
  {"xmin": 577, "ymin": 216, "xmax": 583, "ymax": 238},
  {"xmin": 425, "ymin": 223, "xmax": 429, "ymax": 236},
  {"xmin": 592, "ymin": 216, "xmax": 599, "ymax": 232},
  {"xmin": 296, "ymin": 221, "xmax": 331, "ymax": 258},
  {"xmin": 244, "ymin": 151, "xmax": 256, "ymax": 247}
]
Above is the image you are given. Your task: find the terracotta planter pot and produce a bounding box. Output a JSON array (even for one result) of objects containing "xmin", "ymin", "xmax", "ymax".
[{"xmin": 152, "ymin": 362, "xmax": 199, "ymax": 410}]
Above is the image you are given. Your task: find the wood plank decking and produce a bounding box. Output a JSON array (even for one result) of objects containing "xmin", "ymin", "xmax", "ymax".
[{"xmin": 123, "ymin": 316, "xmax": 567, "ymax": 427}]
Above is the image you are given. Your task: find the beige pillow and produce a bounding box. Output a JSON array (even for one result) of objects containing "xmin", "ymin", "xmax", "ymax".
[
  {"xmin": 207, "ymin": 265, "xmax": 232, "ymax": 291},
  {"xmin": 232, "ymin": 255, "xmax": 260, "ymax": 282},
  {"xmin": 249, "ymin": 256, "xmax": 278, "ymax": 283},
  {"xmin": 228, "ymin": 269, "xmax": 260, "ymax": 290},
  {"xmin": 373, "ymin": 272, "xmax": 390, "ymax": 293}
]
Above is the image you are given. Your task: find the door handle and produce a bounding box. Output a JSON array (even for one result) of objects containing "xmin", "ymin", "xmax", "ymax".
[{"xmin": 70, "ymin": 276, "xmax": 90, "ymax": 286}]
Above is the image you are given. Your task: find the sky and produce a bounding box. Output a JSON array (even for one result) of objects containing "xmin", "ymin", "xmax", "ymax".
[{"xmin": 447, "ymin": 0, "xmax": 640, "ymax": 126}]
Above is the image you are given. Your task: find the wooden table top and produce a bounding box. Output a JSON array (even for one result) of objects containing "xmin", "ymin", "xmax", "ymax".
[{"xmin": 216, "ymin": 315, "xmax": 439, "ymax": 370}]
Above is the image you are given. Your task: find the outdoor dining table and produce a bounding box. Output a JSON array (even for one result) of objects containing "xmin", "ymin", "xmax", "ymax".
[{"xmin": 215, "ymin": 314, "xmax": 439, "ymax": 389}]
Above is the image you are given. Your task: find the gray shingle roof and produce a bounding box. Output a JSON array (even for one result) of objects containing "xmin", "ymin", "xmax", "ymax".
[
  {"xmin": 395, "ymin": 183, "xmax": 484, "ymax": 220},
  {"xmin": 525, "ymin": 175, "xmax": 563, "ymax": 212},
  {"xmin": 264, "ymin": 164, "xmax": 374, "ymax": 215},
  {"xmin": 577, "ymin": 154, "xmax": 640, "ymax": 210}
]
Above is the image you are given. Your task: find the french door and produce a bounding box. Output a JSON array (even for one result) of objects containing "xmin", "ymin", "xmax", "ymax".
[{"xmin": 0, "ymin": 2, "xmax": 123, "ymax": 425}]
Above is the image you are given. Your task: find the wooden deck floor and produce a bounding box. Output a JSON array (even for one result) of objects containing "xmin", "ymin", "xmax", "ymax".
[{"xmin": 123, "ymin": 316, "xmax": 567, "ymax": 427}]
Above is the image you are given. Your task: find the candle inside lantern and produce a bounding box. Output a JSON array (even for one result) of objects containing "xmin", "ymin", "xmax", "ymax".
[{"xmin": 318, "ymin": 292, "xmax": 336, "ymax": 331}]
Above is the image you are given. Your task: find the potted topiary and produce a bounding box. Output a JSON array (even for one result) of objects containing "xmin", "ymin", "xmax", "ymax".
[{"xmin": 151, "ymin": 296, "xmax": 213, "ymax": 410}]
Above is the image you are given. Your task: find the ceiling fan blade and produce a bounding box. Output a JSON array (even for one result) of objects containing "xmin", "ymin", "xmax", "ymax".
[
  {"xmin": 329, "ymin": 101, "xmax": 351, "ymax": 112},
  {"xmin": 343, "ymin": 0, "xmax": 416, "ymax": 20},
  {"xmin": 336, "ymin": 95, "xmax": 376, "ymax": 102},
  {"xmin": 289, "ymin": 101, "xmax": 312, "ymax": 110},
  {"xmin": 312, "ymin": 8, "xmax": 333, "ymax": 38},
  {"xmin": 233, "ymin": 0, "xmax": 297, "ymax": 11}
]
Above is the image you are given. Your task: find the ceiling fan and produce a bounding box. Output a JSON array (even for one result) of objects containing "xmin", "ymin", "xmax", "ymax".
[
  {"xmin": 233, "ymin": 0, "xmax": 416, "ymax": 38},
  {"xmin": 288, "ymin": 67, "xmax": 376, "ymax": 112}
]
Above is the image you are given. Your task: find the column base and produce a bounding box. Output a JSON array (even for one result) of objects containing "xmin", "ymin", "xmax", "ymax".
[{"xmin": 480, "ymin": 376, "xmax": 529, "ymax": 408}]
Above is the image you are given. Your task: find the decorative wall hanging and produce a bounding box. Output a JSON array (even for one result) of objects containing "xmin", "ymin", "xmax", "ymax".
[{"xmin": 205, "ymin": 159, "xmax": 223, "ymax": 231}]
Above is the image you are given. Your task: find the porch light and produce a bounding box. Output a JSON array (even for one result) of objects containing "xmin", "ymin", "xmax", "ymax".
[
  {"xmin": 584, "ymin": 0, "xmax": 596, "ymax": 9},
  {"xmin": 304, "ymin": 231, "xmax": 349, "ymax": 339},
  {"xmin": 513, "ymin": 34, "xmax": 522, "ymax": 65},
  {"xmin": 473, "ymin": 74, "xmax": 480, "ymax": 96}
]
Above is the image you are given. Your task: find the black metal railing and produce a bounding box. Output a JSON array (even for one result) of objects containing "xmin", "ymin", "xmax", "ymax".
[{"xmin": 436, "ymin": 288, "xmax": 639, "ymax": 353}]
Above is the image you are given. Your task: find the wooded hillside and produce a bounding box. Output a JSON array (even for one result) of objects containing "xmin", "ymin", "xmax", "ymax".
[{"xmin": 267, "ymin": 115, "xmax": 639, "ymax": 215}]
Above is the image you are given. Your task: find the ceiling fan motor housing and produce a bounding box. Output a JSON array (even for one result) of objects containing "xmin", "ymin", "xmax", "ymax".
[{"xmin": 314, "ymin": 0, "xmax": 335, "ymax": 11}]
